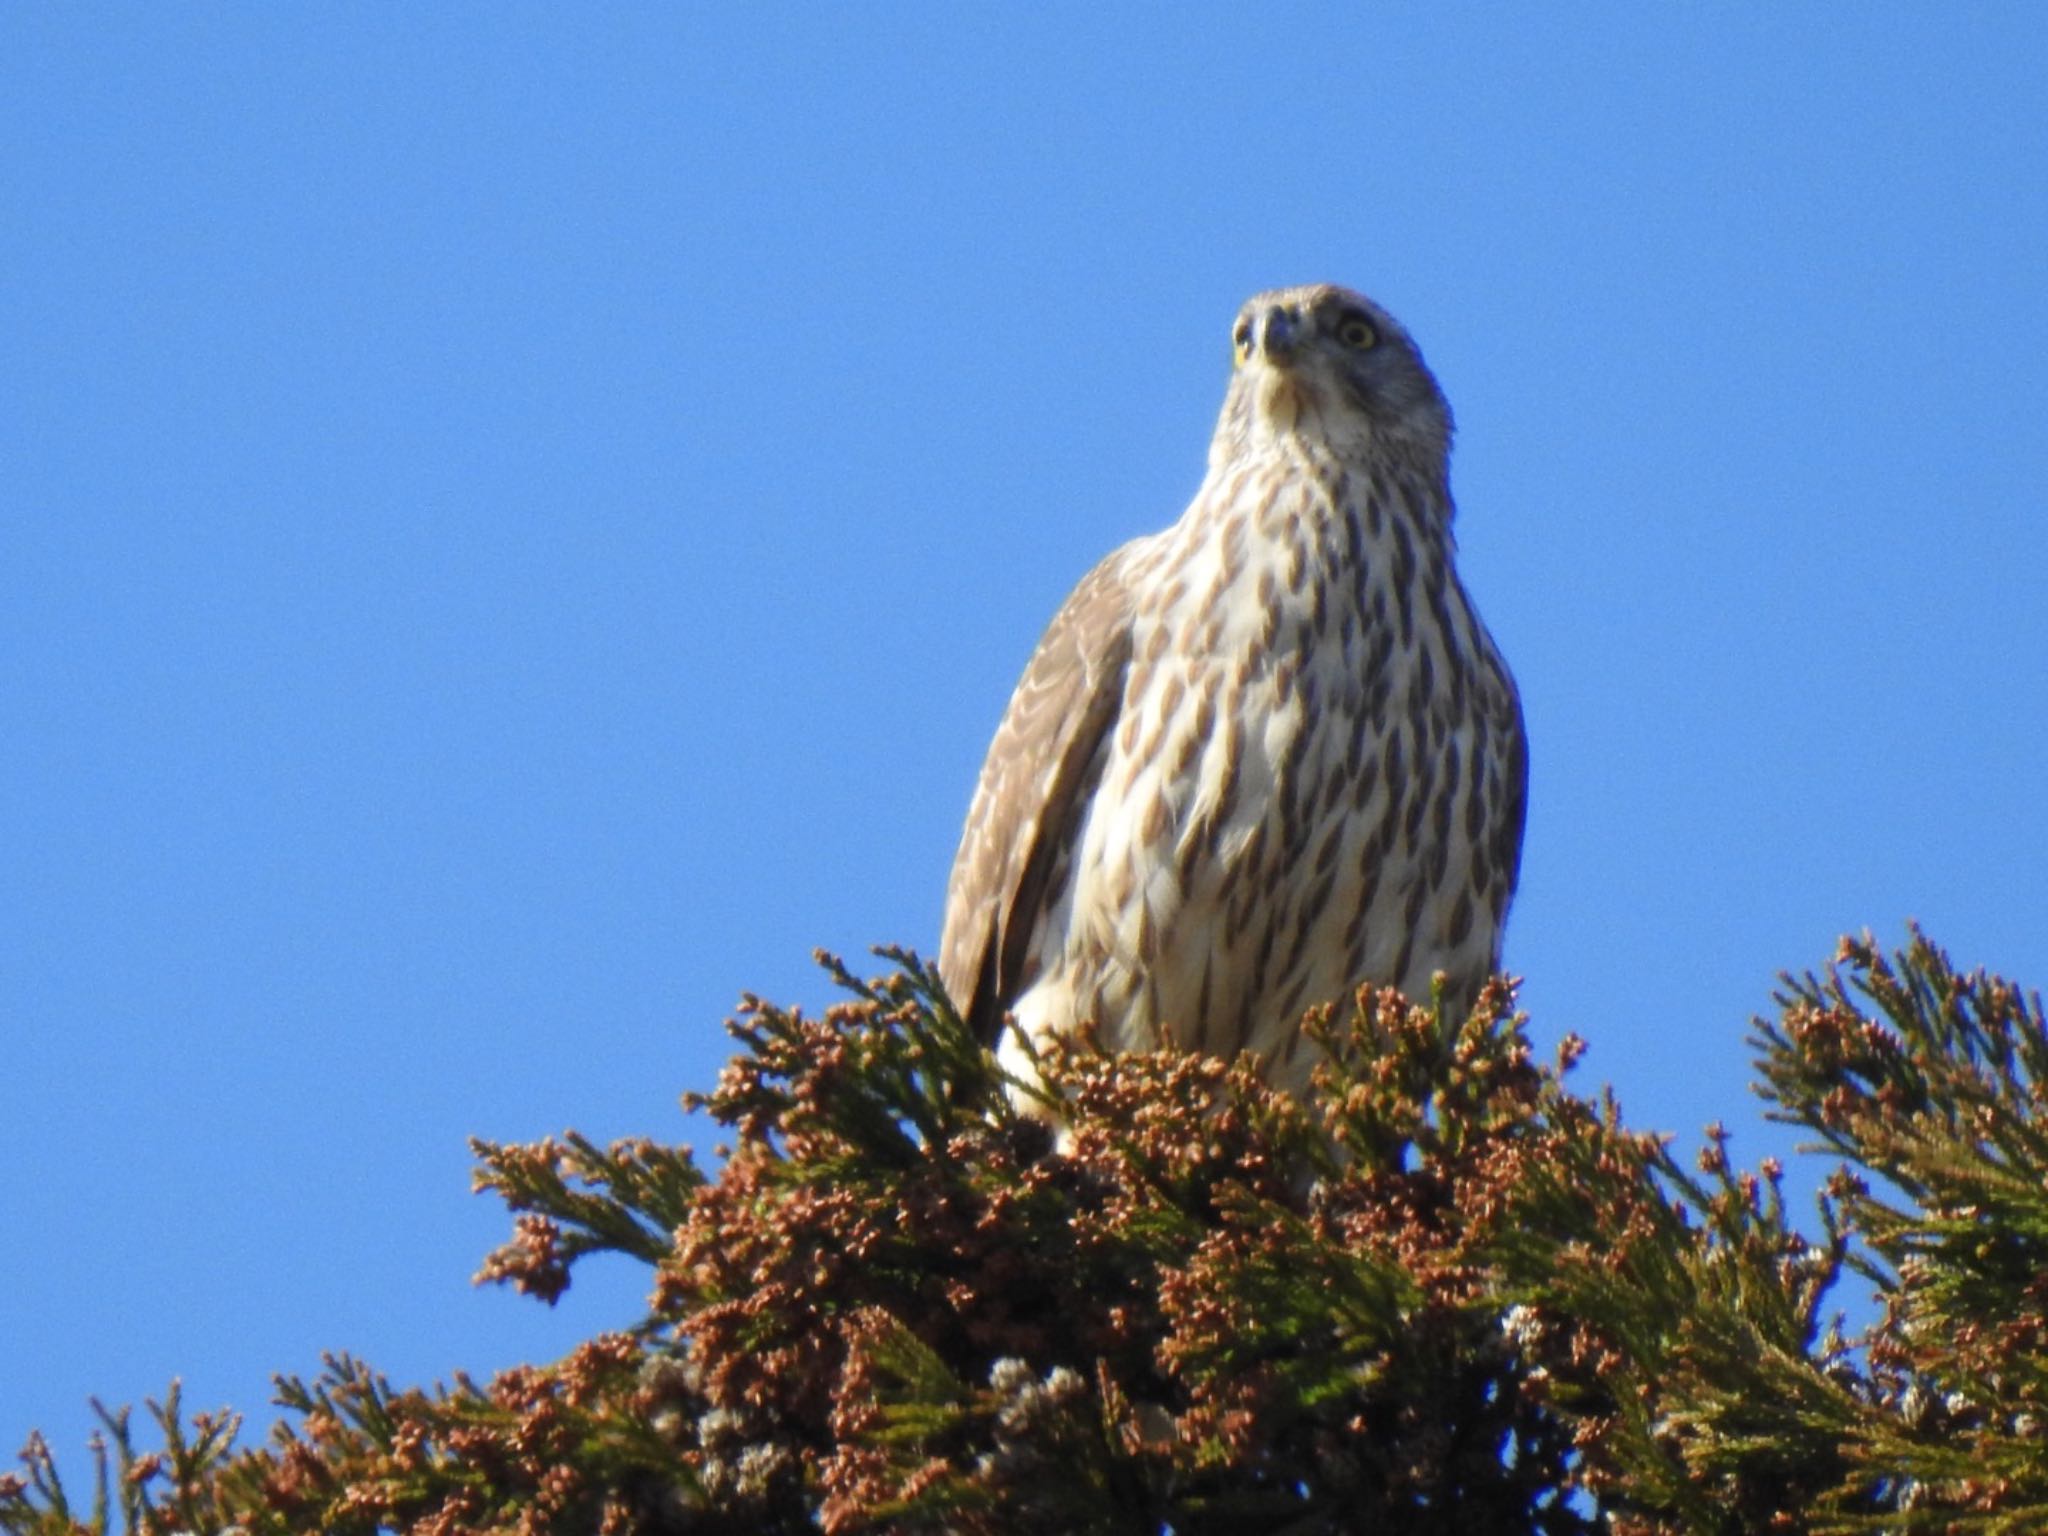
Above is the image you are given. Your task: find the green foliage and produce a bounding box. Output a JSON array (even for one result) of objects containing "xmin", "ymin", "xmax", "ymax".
[
  {"xmin": 1755, "ymin": 929, "xmax": 2048, "ymax": 1528},
  {"xmin": 7, "ymin": 931, "xmax": 2048, "ymax": 1532}
]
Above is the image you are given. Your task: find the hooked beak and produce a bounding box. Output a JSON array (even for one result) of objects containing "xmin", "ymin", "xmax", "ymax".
[{"xmin": 1252, "ymin": 303, "xmax": 1301, "ymax": 365}]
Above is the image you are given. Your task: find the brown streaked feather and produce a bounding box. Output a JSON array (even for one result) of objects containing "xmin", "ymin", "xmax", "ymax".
[
  {"xmin": 937, "ymin": 285, "xmax": 1527, "ymax": 1101},
  {"xmin": 939, "ymin": 548, "xmax": 1136, "ymax": 1043},
  {"xmin": 1496, "ymin": 692, "xmax": 1530, "ymax": 900}
]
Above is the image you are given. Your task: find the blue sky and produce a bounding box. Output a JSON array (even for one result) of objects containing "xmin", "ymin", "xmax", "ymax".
[{"xmin": 6, "ymin": 6, "xmax": 2047, "ymax": 1457}]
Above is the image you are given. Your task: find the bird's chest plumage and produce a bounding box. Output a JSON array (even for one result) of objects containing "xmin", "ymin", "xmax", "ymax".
[{"xmin": 1013, "ymin": 456, "xmax": 1520, "ymax": 1093}]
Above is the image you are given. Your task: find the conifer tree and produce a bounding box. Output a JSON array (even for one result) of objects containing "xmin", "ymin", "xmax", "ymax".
[{"xmin": 6, "ymin": 929, "xmax": 2045, "ymax": 1533}]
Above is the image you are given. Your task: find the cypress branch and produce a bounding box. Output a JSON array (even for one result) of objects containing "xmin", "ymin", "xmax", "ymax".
[{"xmin": 8, "ymin": 932, "xmax": 2048, "ymax": 1532}]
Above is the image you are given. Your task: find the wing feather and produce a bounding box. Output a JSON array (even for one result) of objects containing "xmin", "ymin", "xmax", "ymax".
[{"xmin": 939, "ymin": 547, "xmax": 1137, "ymax": 1043}]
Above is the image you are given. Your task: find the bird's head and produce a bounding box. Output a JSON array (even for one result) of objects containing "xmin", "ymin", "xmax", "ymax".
[{"xmin": 1211, "ymin": 284, "xmax": 1453, "ymax": 471}]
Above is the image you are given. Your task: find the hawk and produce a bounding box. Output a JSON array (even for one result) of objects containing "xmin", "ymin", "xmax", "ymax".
[{"xmin": 940, "ymin": 284, "xmax": 1526, "ymax": 1097}]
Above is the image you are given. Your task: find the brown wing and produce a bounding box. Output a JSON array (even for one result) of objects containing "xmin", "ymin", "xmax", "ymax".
[{"xmin": 939, "ymin": 546, "xmax": 1137, "ymax": 1043}]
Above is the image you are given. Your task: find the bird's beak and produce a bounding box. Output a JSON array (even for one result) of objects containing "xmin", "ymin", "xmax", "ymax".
[{"xmin": 1254, "ymin": 304, "xmax": 1301, "ymax": 366}]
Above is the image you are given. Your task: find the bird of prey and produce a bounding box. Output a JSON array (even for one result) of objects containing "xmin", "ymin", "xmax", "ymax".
[{"xmin": 939, "ymin": 284, "xmax": 1526, "ymax": 1098}]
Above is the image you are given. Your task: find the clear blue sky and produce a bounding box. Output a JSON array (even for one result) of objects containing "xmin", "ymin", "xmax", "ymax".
[{"xmin": 7, "ymin": 6, "xmax": 2046, "ymax": 1458}]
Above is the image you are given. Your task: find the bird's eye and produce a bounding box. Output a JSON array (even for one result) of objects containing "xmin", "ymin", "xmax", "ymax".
[
  {"xmin": 1336, "ymin": 315, "xmax": 1377, "ymax": 350},
  {"xmin": 1232, "ymin": 321, "xmax": 1253, "ymax": 365}
]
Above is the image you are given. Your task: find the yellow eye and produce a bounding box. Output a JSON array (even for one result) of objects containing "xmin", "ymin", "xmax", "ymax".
[
  {"xmin": 1232, "ymin": 322, "xmax": 1253, "ymax": 365},
  {"xmin": 1337, "ymin": 315, "xmax": 1377, "ymax": 349}
]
